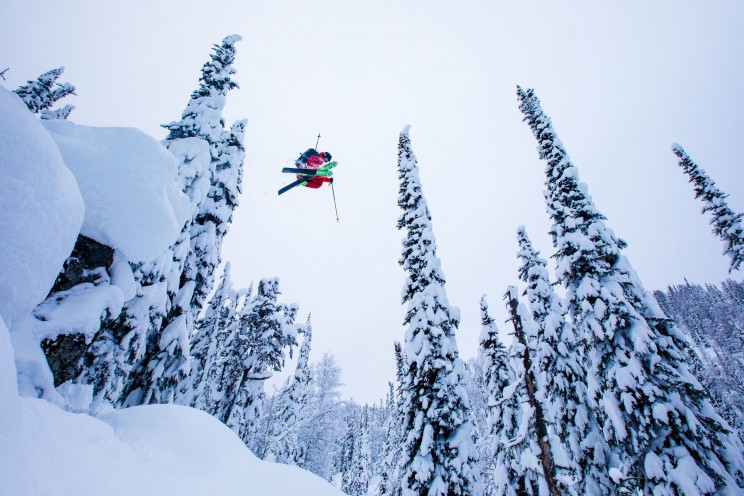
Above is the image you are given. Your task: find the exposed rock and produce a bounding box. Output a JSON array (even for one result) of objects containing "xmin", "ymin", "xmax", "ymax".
[
  {"xmin": 50, "ymin": 235, "xmax": 115, "ymax": 294},
  {"xmin": 43, "ymin": 235, "xmax": 116, "ymax": 385},
  {"xmin": 41, "ymin": 333, "xmax": 87, "ymax": 387}
]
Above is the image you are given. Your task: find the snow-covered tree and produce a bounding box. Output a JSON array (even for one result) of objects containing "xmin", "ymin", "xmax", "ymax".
[
  {"xmin": 477, "ymin": 295, "xmax": 509, "ymax": 496},
  {"xmin": 110, "ymin": 35, "xmax": 244, "ymax": 408},
  {"xmin": 223, "ymin": 278, "xmax": 298, "ymax": 444},
  {"xmin": 300, "ymin": 353, "xmax": 345, "ymax": 480},
  {"xmin": 655, "ymin": 281, "xmax": 744, "ymax": 443},
  {"xmin": 185, "ymin": 118, "xmax": 247, "ymax": 322},
  {"xmin": 516, "ymin": 226, "xmax": 587, "ymax": 495},
  {"xmin": 187, "ymin": 263, "xmax": 240, "ymax": 409},
  {"xmin": 493, "ymin": 287, "xmax": 550, "ymax": 496},
  {"xmin": 395, "ymin": 126, "xmax": 480, "ymax": 496},
  {"xmin": 465, "ymin": 354, "xmax": 490, "ymax": 496},
  {"xmin": 672, "ymin": 144, "xmax": 744, "ymax": 273},
  {"xmin": 379, "ymin": 381, "xmax": 402, "ymax": 496},
  {"xmin": 343, "ymin": 408, "xmax": 372, "ymax": 496},
  {"xmin": 40, "ymin": 104, "xmax": 74, "ymax": 120},
  {"xmin": 261, "ymin": 315, "xmax": 314, "ymax": 464},
  {"xmin": 379, "ymin": 342, "xmax": 406, "ymax": 496},
  {"xmin": 14, "ymin": 67, "xmax": 75, "ymax": 114},
  {"xmin": 118, "ymin": 250, "xmax": 194, "ymax": 406},
  {"xmin": 163, "ymin": 35, "xmax": 246, "ymax": 328},
  {"xmin": 517, "ymin": 86, "xmax": 744, "ymax": 495},
  {"xmin": 337, "ymin": 408, "xmax": 359, "ymax": 492}
]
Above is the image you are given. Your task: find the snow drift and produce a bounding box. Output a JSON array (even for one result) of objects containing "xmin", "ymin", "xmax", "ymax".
[
  {"xmin": 1, "ymin": 399, "xmax": 346, "ymax": 496},
  {"xmin": 0, "ymin": 88, "xmax": 84, "ymax": 329},
  {"xmin": 42, "ymin": 119, "xmax": 190, "ymax": 263}
]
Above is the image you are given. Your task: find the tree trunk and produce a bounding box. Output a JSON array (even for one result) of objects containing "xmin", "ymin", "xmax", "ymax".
[{"xmin": 504, "ymin": 287, "xmax": 559, "ymax": 496}]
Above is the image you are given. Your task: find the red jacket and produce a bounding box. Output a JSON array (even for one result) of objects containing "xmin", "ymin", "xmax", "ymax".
[{"xmin": 298, "ymin": 153, "xmax": 330, "ymax": 189}]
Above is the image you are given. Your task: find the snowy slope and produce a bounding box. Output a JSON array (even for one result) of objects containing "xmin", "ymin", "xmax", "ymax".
[{"xmin": 0, "ymin": 399, "xmax": 346, "ymax": 496}]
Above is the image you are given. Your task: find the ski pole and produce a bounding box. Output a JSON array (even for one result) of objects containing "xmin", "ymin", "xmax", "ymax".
[
  {"xmin": 330, "ymin": 180, "xmax": 340, "ymax": 222},
  {"xmin": 315, "ymin": 133, "xmax": 321, "ymax": 149}
]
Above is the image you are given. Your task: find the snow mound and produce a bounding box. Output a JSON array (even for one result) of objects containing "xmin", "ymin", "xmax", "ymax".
[
  {"xmin": 0, "ymin": 88, "xmax": 84, "ymax": 329},
  {"xmin": 42, "ymin": 120, "xmax": 190, "ymax": 263},
  {"xmin": 30, "ymin": 280, "xmax": 125, "ymax": 342},
  {"xmin": 0, "ymin": 400, "xmax": 346, "ymax": 496},
  {"xmin": 0, "ymin": 317, "xmax": 19, "ymax": 439}
]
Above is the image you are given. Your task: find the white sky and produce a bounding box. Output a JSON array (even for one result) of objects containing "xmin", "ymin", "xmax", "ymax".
[{"xmin": 3, "ymin": 1, "xmax": 744, "ymax": 404}]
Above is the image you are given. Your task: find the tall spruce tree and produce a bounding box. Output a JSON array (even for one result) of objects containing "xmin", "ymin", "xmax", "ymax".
[
  {"xmin": 396, "ymin": 126, "xmax": 480, "ymax": 496},
  {"xmin": 336, "ymin": 408, "xmax": 358, "ymax": 490},
  {"xmin": 379, "ymin": 381, "xmax": 402, "ymax": 496},
  {"xmin": 262, "ymin": 315, "xmax": 314, "ymax": 464},
  {"xmin": 493, "ymin": 287, "xmax": 550, "ymax": 496},
  {"xmin": 187, "ymin": 263, "xmax": 238, "ymax": 409},
  {"xmin": 516, "ymin": 226, "xmax": 587, "ymax": 495},
  {"xmin": 300, "ymin": 353, "xmax": 344, "ymax": 480},
  {"xmin": 223, "ymin": 278, "xmax": 298, "ymax": 444},
  {"xmin": 517, "ymin": 86, "xmax": 744, "ymax": 495},
  {"xmin": 345, "ymin": 409, "xmax": 372, "ymax": 496},
  {"xmin": 379, "ymin": 342, "xmax": 407, "ymax": 496},
  {"xmin": 79, "ymin": 36, "xmax": 245, "ymax": 408},
  {"xmin": 14, "ymin": 67, "xmax": 75, "ymax": 114},
  {"xmin": 478, "ymin": 295, "xmax": 509, "ymax": 496},
  {"xmin": 185, "ymin": 118, "xmax": 247, "ymax": 321},
  {"xmin": 672, "ymin": 144, "xmax": 744, "ymax": 273},
  {"xmin": 141, "ymin": 34, "xmax": 245, "ymax": 405}
]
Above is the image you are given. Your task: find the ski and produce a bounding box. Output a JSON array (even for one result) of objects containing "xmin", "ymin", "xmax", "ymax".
[
  {"xmin": 281, "ymin": 167, "xmax": 332, "ymax": 177},
  {"xmin": 281, "ymin": 161, "xmax": 338, "ymax": 176},
  {"xmin": 278, "ymin": 176, "xmax": 309, "ymax": 195}
]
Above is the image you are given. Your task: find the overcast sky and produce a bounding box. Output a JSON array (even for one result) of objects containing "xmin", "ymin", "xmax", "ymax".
[{"xmin": 3, "ymin": 1, "xmax": 744, "ymax": 404}]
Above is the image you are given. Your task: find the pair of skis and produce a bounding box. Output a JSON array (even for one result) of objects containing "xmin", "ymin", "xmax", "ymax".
[{"xmin": 277, "ymin": 161, "xmax": 338, "ymax": 195}]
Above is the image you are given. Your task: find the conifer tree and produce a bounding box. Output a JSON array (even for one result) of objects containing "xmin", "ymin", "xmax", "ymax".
[
  {"xmin": 187, "ymin": 263, "xmax": 237, "ymax": 409},
  {"xmin": 263, "ymin": 315, "xmax": 313, "ymax": 464},
  {"xmin": 339, "ymin": 409, "xmax": 360, "ymax": 492},
  {"xmin": 223, "ymin": 278, "xmax": 298, "ymax": 444},
  {"xmin": 380, "ymin": 342, "xmax": 406, "ymax": 496},
  {"xmin": 672, "ymin": 144, "xmax": 744, "ymax": 273},
  {"xmin": 493, "ymin": 287, "xmax": 551, "ymax": 496},
  {"xmin": 114, "ymin": 35, "xmax": 244, "ymax": 407},
  {"xmin": 14, "ymin": 67, "xmax": 75, "ymax": 114},
  {"xmin": 655, "ymin": 281, "xmax": 744, "ymax": 443},
  {"xmin": 161, "ymin": 35, "xmax": 245, "ymax": 325},
  {"xmin": 301, "ymin": 353, "xmax": 344, "ymax": 480},
  {"xmin": 186, "ymin": 118, "xmax": 247, "ymax": 320},
  {"xmin": 378, "ymin": 381, "xmax": 401, "ymax": 496},
  {"xmin": 478, "ymin": 295, "xmax": 509, "ymax": 496},
  {"xmin": 40, "ymin": 104, "xmax": 74, "ymax": 120},
  {"xmin": 516, "ymin": 226, "xmax": 587, "ymax": 494},
  {"xmin": 396, "ymin": 126, "xmax": 480, "ymax": 496},
  {"xmin": 345, "ymin": 409, "xmax": 372, "ymax": 496},
  {"xmin": 517, "ymin": 86, "xmax": 744, "ymax": 495},
  {"xmin": 465, "ymin": 354, "xmax": 490, "ymax": 496}
]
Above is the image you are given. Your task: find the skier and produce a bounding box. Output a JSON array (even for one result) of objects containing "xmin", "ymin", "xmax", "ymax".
[{"xmin": 295, "ymin": 148, "xmax": 333, "ymax": 189}]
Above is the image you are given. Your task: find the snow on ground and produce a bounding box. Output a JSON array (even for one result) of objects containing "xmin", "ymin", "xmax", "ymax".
[
  {"xmin": 0, "ymin": 398, "xmax": 346, "ymax": 496},
  {"xmin": 0, "ymin": 88, "xmax": 84, "ymax": 329},
  {"xmin": 0, "ymin": 318, "xmax": 19, "ymax": 449},
  {"xmin": 42, "ymin": 119, "xmax": 190, "ymax": 263}
]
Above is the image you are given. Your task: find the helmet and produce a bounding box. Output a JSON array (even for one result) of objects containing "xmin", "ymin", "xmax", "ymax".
[{"xmin": 322, "ymin": 151, "xmax": 332, "ymax": 162}]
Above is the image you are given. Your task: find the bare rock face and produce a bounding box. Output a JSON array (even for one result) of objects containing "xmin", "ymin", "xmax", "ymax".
[
  {"xmin": 42, "ymin": 235, "xmax": 116, "ymax": 386},
  {"xmin": 41, "ymin": 333, "xmax": 88, "ymax": 387},
  {"xmin": 50, "ymin": 235, "xmax": 115, "ymax": 294}
]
